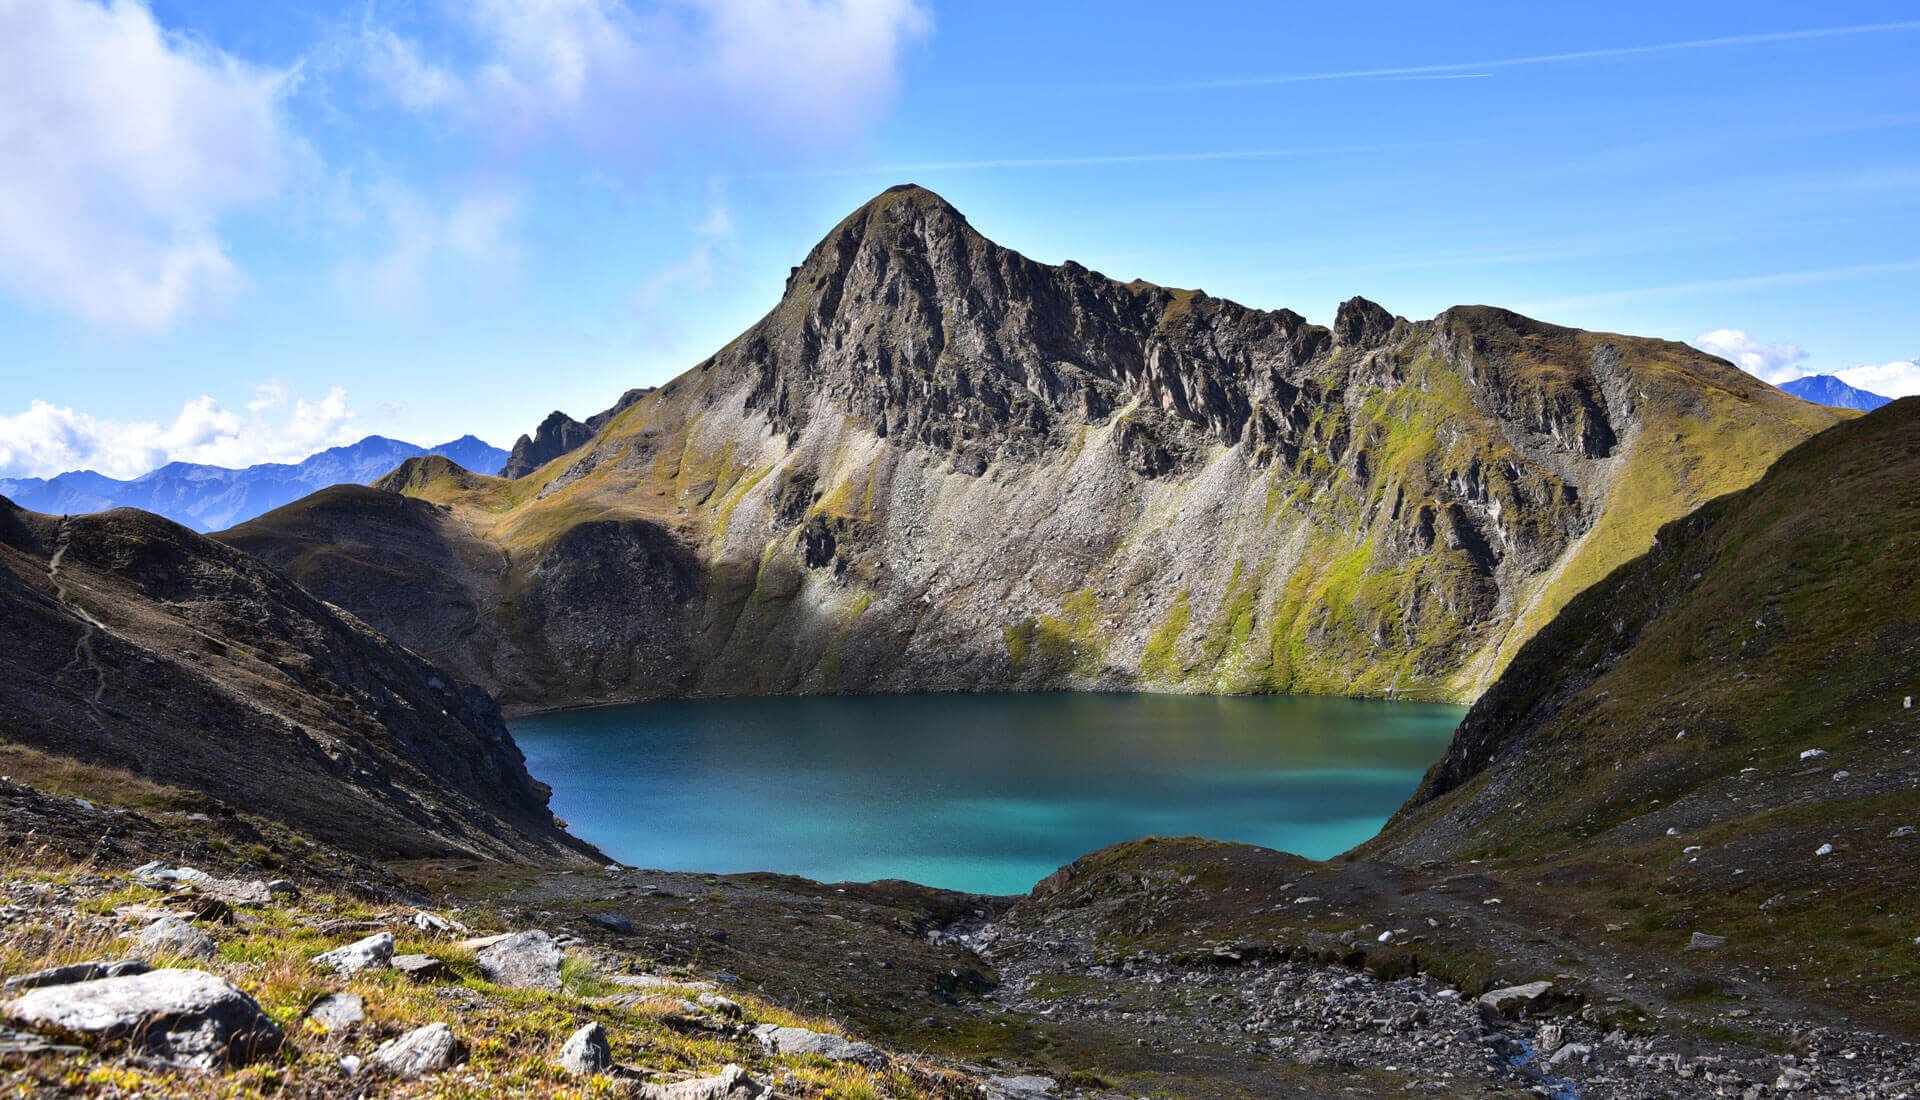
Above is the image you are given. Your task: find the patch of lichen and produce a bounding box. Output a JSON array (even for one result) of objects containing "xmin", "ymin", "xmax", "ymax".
[{"xmin": 1139, "ymin": 591, "xmax": 1192, "ymax": 680}]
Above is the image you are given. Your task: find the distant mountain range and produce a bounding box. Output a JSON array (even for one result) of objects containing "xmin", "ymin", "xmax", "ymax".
[
  {"xmin": 0, "ymin": 434, "xmax": 506, "ymax": 532},
  {"xmin": 1779, "ymin": 373, "xmax": 1891, "ymax": 411}
]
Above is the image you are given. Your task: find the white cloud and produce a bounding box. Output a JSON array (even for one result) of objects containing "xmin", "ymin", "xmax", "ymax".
[
  {"xmin": 632, "ymin": 195, "xmax": 734, "ymax": 342},
  {"xmin": 0, "ymin": 0, "xmax": 297, "ymax": 329},
  {"xmin": 0, "ymin": 387, "xmax": 361, "ymax": 480},
  {"xmin": 1691, "ymin": 328, "xmax": 1810, "ymax": 383},
  {"xmin": 358, "ymin": 0, "xmax": 928, "ymax": 152},
  {"xmin": 342, "ymin": 183, "xmax": 523, "ymax": 308},
  {"xmin": 1836, "ymin": 357, "xmax": 1920, "ymax": 398}
]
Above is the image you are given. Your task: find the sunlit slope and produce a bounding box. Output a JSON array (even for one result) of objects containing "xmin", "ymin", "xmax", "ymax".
[{"xmin": 222, "ymin": 186, "xmax": 1841, "ymax": 710}]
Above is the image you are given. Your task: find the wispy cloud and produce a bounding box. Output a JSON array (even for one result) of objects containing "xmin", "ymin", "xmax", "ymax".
[
  {"xmin": 878, "ymin": 140, "xmax": 1457, "ymax": 173},
  {"xmin": 357, "ymin": 0, "xmax": 931, "ymax": 155},
  {"xmin": 1171, "ymin": 20, "xmax": 1920, "ymax": 90},
  {"xmin": 1518, "ymin": 259, "xmax": 1920, "ymax": 313}
]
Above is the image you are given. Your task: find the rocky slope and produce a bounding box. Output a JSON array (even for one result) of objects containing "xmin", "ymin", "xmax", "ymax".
[
  {"xmin": 220, "ymin": 185, "xmax": 1841, "ymax": 711},
  {"xmin": 0, "ymin": 496, "xmax": 593, "ymax": 863},
  {"xmin": 0, "ymin": 434, "xmax": 508, "ymax": 532},
  {"xmin": 500, "ymin": 392, "xmax": 653, "ymax": 479}
]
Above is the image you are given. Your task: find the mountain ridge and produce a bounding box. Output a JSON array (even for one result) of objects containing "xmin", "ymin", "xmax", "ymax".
[
  {"xmin": 0, "ymin": 494, "xmax": 593, "ymax": 863},
  {"xmin": 0, "ymin": 433, "xmax": 508, "ymax": 532},
  {"xmin": 221, "ymin": 185, "xmax": 1844, "ymax": 711},
  {"xmin": 1778, "ymin": 372, "xmax": 1892, "ymax": 411}
]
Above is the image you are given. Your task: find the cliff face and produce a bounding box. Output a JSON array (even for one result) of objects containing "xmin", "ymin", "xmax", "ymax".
[
  {"xmin": 221, "ymin": 186, "xmax": 1841, "ymax": 711},
  {"xmin": 0, "ymin": 498, "xmax": 595, "ymax": 863},
  {"xmin": 1374, "ymin": 396, "xmax": 1920, "ymax": 864}
]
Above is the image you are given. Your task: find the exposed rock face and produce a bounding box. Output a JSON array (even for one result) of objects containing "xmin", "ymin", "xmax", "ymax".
[
  {"xmin": 132, "ymin": 916, "xmax": 217, "ymax": 960},
  {"xmin": 749, "ymin": 1023, "xmax": 886, "ymax": 1066},
  {"xmin": 0, "ymin": 500, "xmax": 594, "ymax": 863},
  {"xmin": 638, "ymin": 1064, "xmax": 765, "ymax": 1099},
  {"xmin": 500, "ymin": 390, "xmax": 656, "ymax": 478},
  {"xmin": 1, "ymin": 968, "xmax": 282, "ymax": 1069},
  {"xmin": 503, "ymin": 412, "xmax": 593, "ymax": 479},
  {"xmin": 476, "ymin": 930, "xmax": 563, "ymax": 990},
  {"xmin": 217, "ymin": 186, "xmax": 1842, "ymax": 710},
  {"xmin": 1378, "ymin": 397, "xmax": 1920, "ymax": 863}
]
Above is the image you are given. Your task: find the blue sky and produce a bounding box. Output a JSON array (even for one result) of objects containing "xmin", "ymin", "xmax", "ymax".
[{"xmin": 1, "ymin": 0, "xmax": 1916, "ymax": 478}]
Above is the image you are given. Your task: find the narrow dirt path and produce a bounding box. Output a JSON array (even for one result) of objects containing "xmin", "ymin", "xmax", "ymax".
[{"xmin": 48, "ymin": 517, "xmax": 110, "ymax": 723}]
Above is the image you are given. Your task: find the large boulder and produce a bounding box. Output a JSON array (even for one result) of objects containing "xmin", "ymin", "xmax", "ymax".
[
  {"xmin": 2, "ymin": 968, "xmax": 282, "ymax": 1069},
  {"xmin": 132, "ymin": 916, "xmax": 217, "ymax": 961},
  {"xmin": 475, "ymin": 930, "xmax": 563, "ymax": 990},
  {"xmin": 749, "ymin": 1023, "xmax": 886, "ymax": 1067},
  {"xmin": 367, "ymin": 1021, "xmax": 462, "ymax": 1077},
  {"xmin": 3, "ymin": 959, "xmax": 149, "ymax": 992},
  {"xmin": 637, "ymin": 1064, "xmax": 765, "ymax": 1099},
  {"xmin": 313, "ymin": 932, "xmax": 394, "ymax": 976},
  {"xmin": 1477, "ymin": 980, "xmax": 1555, "ymax": 1018}
]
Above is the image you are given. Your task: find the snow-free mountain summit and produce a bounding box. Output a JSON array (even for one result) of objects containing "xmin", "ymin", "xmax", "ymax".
[{"xmin": 220, "ymin": 185, "xmax": 1843, "ymax": 711}]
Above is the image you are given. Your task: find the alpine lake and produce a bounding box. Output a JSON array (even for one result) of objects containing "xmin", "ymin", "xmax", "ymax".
[{"xmin": 511, "ymin": 692, "xmax": 1464, "ymax": 896}]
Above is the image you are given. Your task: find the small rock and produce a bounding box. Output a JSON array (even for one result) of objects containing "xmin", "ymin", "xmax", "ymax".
[
  {"xmin": 750, "ymin": 1023, "xmax": 887, "ymax": 1067},
  {"xmin": 1548, "ymin": 1042, "xmax": 1593, "ymax": 1066},
  {"xmin": 1815, "ymin": 843, "xmax": 1834, "ymax": 857},
  {"xmin": 339, "ymin": 1054, "xmax": 362, "ymax": 1076},
  {"xmin": 0, "ymin": 1026, "xmax": 84, "ymax": 1057},
  {"xmin": 313, "ymin": 932, "xmax": 394, "ymax": 976},
  {"xmin": 588, "ymin": 912, "xmax": 634, "ymax": 935},
  {"xmin": 367, "ymin": 1022, "xmax": 462, "ymax": 1078},
  {"xmin": 696, "ymin": 992, "xmax": 742, "ymax": 1018},
  {"xmin": 133, "ymin": 915, "xmax": 217, "ymax": 960},
  {"xmin": 555, "ymin": 1021, "xmax": 611, "ymax": 1076},
  {"xmin": 1477, "ymin": 981, "xmax": 1555, "ymax": 1018},
  {"xmin": 130, "ymin": 862, "xmax": 211, "ymax": 886},
  {"xmin": 3, "ymin": 959, "xmax": 150, "ymax": 992},
  {"xmin": 203, "ymin": 879, "xmax": 275, "ymax": 906},
  {"xmin": 1799, "ymin": 749, "xmax": 1826, "ymax": 760},
  {"xmin": 392, "ymin": 954, "xmax": 453, "ymax": 983},
  {"xmin": 476, "ymin": 930, "xmax": 563, "ymax": 990},
  {"xmin": 1688, "ymin": 932, "xmax": 1728, "ymax": 951},
  {"xmin": 411, "ymin": 911, "xmax": 467, "ymax": 935},
  {"xmin": 987, "ymin": 1074, "xmax": 1058, "ymax": 1098},
  {"xmin": 1890, "ymin": 826, "xmax": 1916, "ymax": 839},
  {"xmin": 2, "ymin": 968, "xmax": 281, "ymax": 1069},
  {"xmin": 637, "ymin": 1064, "xmax": 766, "ymax": 1099},
  {"xmin": 301, "ymin": 992, "xmax": 365, "ymax": 1033}
]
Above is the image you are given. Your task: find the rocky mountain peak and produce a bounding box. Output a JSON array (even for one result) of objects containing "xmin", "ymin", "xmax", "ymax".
[{"xmin": 1333, "ymin": 296, "xmax": 1397, "ymax": 347}]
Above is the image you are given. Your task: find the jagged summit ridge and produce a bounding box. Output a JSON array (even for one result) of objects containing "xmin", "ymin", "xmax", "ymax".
[{"xmin": 220, "ymin": 188, "xmax": 1844, "ymax": 709}]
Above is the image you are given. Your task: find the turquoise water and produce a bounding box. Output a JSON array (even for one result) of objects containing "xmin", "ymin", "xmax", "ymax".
[{"xmin": 511, "ymin": 693, "xmax": 1463, "ymax": 896}]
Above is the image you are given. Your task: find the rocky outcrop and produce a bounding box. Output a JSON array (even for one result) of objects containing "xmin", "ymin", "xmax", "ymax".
[
  {"xmin": 215, "ymin": 186, "xmax": 1842, "ymax": 710},
  {"xmin": 503, "ymin": 412, "xmax": 593, "ymax": 479},
  {"xmin": 0, "ymin": 499, "xmax": 595, "ymax": 863},
  {"xmin": 1379, "ymin": 397, "xmax": 1920, "ymax": 862},
  {"xmin": 500, "ymin": 389, "xmax": 656, "ymax": 478},
  {"xmin": 2, "ymin": 968, "xmax": 282, "ymax": 1069},
  {"xmin": 368, "ymin": 1021, "xmax": 463, "ymax": 1077},
  {"xmin": 476, "ymin": 929, "xmax": 563, "ymax": 990}
]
